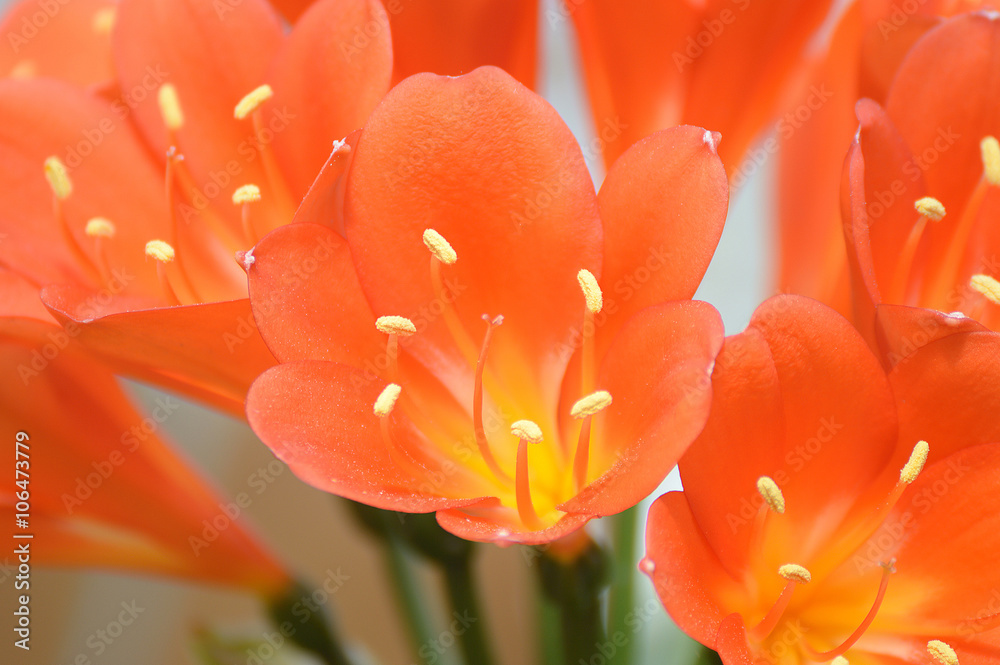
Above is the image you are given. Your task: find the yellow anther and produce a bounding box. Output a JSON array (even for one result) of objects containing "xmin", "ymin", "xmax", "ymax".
[
  {"xmin": 927, "ymin": 640, "xmax": 959, "ymax": 665},
  {"xmin": 756, "ymin": 476, "xmax": 786, "ymax": 514},
  {"xmin": 232, "ymin": 184, "xmax": 262, "ymax": 205},
  {"xmin": 157, "ymin": 84, "xmax": 184, "ymax": 132},
  {"xmin": 43, "ymin": 156, "xmax": 72, "ymax": 200},
  {"xmin": 92, "ymin": 7, "xmax": 116, "ymax": 35},
  {"xmin": 422, "ymin": 229, "xmax": 457, "ymax": 265},
  {"xmin": 778, "ymin": 563, "xmax": 812, "ymax": 584},
  {"xmin": 981, "ymin": 136, "xmax": 1000, "ymax": 186},
  {"xmin": 971, "ymin": 274, "xmax": 1000, "ymax": 305},
  {"xmin": 85, "ymin": 217, "xmax": 116, "ymax": 239},
  {"xmin": 900, "ymin": 440, "xmax": 929, "ymax": 484},
  {"xmin": 234, "ymin": 84, "xmax": 273, "ymax": 120},
  {"xmin": 914, "ymin": 197, "xmax": 946, "ymax": 221},
  {"xmin": 373, "ymin": 383, "xmax": 402, "ymax": 417},
  {"xmin": 577, "ymin": 269, "xmax": 603, "ymax": 314},
  {"xmin": 375, "ymin": 316, "xmax": 417, "ymax": 337},
  {"xmin": 831, "ymin": 657, "xmax": 849, "ymax": 665},
  {"xmin": 511, "ymin": 420, "xmax": 543, "ymax": 444},
  {"xmin": 570, "ymin": 390, "xmax": 613, "ymax": 419},
  {"xmin": 145, "ymin": 239, "xmax": 175, "ymax": 263}
]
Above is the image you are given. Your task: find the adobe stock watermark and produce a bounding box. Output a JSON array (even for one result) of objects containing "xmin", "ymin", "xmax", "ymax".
[
  {"xmin": 673, "ymin": 0, "xmax": 753, "ymax": 72},
  {"xmin": 58, "ymin": 600, "xmax": 146, "ymax": 663},
  {"xmin": 876, "ymin": 0, "xmax": 934, "ymax": 39},
  {"xmin": 865, "ymin": 125, "xmax": 960, "ymax": 221},
  {"xmin": 7, "ymin": 0, "xmax": 72, "ymax": 54}
]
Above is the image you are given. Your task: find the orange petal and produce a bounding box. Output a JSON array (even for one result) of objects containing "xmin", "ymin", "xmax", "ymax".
[
  {"xmin": 0, "ymin": 0, "xmax": 116, "ymax": 86},
  {"xmin": 387, "ymin": 0, "xmax": 538, "ymax": 87},
  {"xmin": 645, "ymin": 492, "xmax": 742, "ymax": 648},
  {"xmin": 269, "ymin": 0, "xmax": 312, "ymax": 21},
  {"xmin": 560, "ymin": 301, "xmax": 724, "ymax": 516},
  {"xmin": 246, "ymin": 360, "xmax": 487, "ymax": 511},
  {"xmin": 247, "ymin": 222, "xmax": 382, "ymax": 364},
  {"xmin": 873, "ymin": 303, "xmax": 988, "ymax": 370},
  {"xmin": 0, "ymin": 78, "xmax": 170, "ymax": 291},
  {"xmin": 112, "ymin": 0, "xmax": 285, "ymax": 232},
  {"xmin": 595, "ymin": 125, "xmax": 728, "ymax": 355},
  {"xmin": 267, "ymin": 0, "xmax": 392, "ymax": 199},
  {"xmin": 435, "ymin": 498, "xmax": 592, "ymax": 545},
  {"xmin": 41, "ymin": 287, "xmax": 275, "ymax": 417},
  {"xmin": 344, "ymin": 66, "xmax": 602, "ymax": 420}
]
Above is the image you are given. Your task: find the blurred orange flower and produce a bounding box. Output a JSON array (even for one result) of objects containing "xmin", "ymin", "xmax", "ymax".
[
  {"xmin": 645, "ymin": 295, "xmax": 1000, "ymax": 665},
  {"xmin": 244, "ymin": 66, "xmax": 729, "ymax": 544},
  {"xmin": 0, "ymin": 269, "xmax": 288, "ymax": 593},
  {"xmin": 0, "ymin": 0, "xmax": 393, "ymax": 415}
]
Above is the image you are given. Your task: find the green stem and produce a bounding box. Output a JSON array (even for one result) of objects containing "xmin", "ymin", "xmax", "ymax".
[
  {"xmin": 266, "ymin": 580, "xmax": 352, "ymax": 665},
  {"xmin": 536, "ymin": 586, "xmax": 564, "ymax": 665},
  {"xmin": 536, "ymin": 542, "xmax": 609, "ymax": 665},
  {"xmin": 442, "ymin": 557, "xmax": 497, "ymax": 665},
  {"xmin": 608, "ymin": 506, "xmax": 639, "ymax": 664},
  {"xmin": 384, "ymin": 526, "xmax": 440, "ymax": 665}
]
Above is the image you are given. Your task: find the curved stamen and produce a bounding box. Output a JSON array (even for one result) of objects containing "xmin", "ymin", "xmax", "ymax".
[
  {"xmin": 512, "ymin": 420, "xmax": 544, "ymax": 530},
  {"xmin": 44, "ymin": 157, "xmax": 102, "ymax": 282},
  {"xmin": 577, "ymin": 269, "xmax": 603, "ymax": 397},
  {"xmin": 890, "ymin": 198, "xmax": 946, "ymax": 303},
  {"xmin": 426, "ymin": 238, "xmax": 479, "ymax": 366},
  {"xmin": 374, "ymin": 383, "xmax": 430, "ymax": 480},
  {"xmin": 474, "ymin": 315, "xmax": 510, "ymax": 482},
  {"xmin": 570, "ymin": 390, "xmax": 612, "ymax": 491},
  {"xmin": 234, "ymin": 84, "xmax": 296, "ymax": 222},
  {"xmin": 750, "ymin": 564, "xmax": 812, "ymax": 640},
  {"xmin": 85, "ymin": 217, "xmax": 115, "ymax": 284},
  {"xmin": 233, "ymin": 183, "xmax": 262, "ymax": 245},
  {"xmin": 145, "ymin": 240, "xmax": 182, "ymax": 306},
  {"xmin": 375, "ymin": 315, "xmax": 416, "ymax": 382},
  {"xmin": 802, "ymin": 560, "xmax": 895, "ymax": 661}
]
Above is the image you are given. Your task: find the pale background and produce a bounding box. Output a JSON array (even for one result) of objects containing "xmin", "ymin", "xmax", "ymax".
[{"xmin": 0, "ymin": 0, "xmax": 772, "ymax": 663}]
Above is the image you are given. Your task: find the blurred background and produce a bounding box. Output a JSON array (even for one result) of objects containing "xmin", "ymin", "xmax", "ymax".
[{"xmin": 0, "ymin": 0, "xmax": 771, "ymax": 662}]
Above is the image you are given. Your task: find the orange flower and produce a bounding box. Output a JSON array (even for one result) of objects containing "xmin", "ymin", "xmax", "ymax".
[
  {"xmin": 244, "ymin": 66, "xmax": 729, "ymax": 543},
  {"xmin": 776, "ymin": 2, "xmax": 999, "ymax": 310},
  {"xmin": 570, "ymin": 0, "xmax": 838, "ymax": 170},
  {"xmin": 645, "ymin": 295, "xmax": 1000, "ymax": 665},
  {"xmin": 0, "ymin": 268, "xmax": 288, "ymax": 593},
  {"xmin": 841, "ymin": 12, "xmax": 1000, "ymax": 357},
  {"xmin": 0, "ymin": 0, "xmax": 393, "ymax": 415}
]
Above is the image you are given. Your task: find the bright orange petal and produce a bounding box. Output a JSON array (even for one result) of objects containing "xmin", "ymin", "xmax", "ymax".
[{"xmin": 267, "ymin": 0, "xmax": 392, "ymax": 199}]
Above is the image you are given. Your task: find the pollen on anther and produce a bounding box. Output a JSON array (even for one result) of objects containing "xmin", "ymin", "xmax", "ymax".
[
  {"xmin": 970, "ymin": 274, "xmax": 1000, "ymax": 305},
  {"xmin": 981, "ymin": 136, "xmax": 1000, "ymax": 186},
  {"xmin": 157, "ymin": 84, "xmax": 184, "ymax": 131},
  {"xmin": 511, "ymin": 420, "xmax": 543, "ymax": 444},
  {"xmin": 234, "ymin": 84, "xmax": 274, "ymax": 120},
  {"xmin": 43, "ymin": 156, "xmax": 72, "ymax": 200},
  {"xmin": 373, "ymin": 383, "xmax": 402, "ymax": 417},
  {"xmin": 571, "ymin": 390, "xmax": 613, "ymax": 419},
  {"xmin": 145, "ymin": 239, "xmax": 175, "ymax": 263},
  {"xmin": 778, "ymin": 563, "xmax": 811, "ymax": 584},
  {"xmin": 831, "ymin": 657, "xmax": 849, "ymax": 665},
  {"xmin": 85, "ymin": 217, "xmax": 116, "ymax": 239},
  {"xmin": 914, "ymin": 197, "xmax": 946, "ymax": 221},
  {"xmin": 422, "ymin": 229, "xmax": 457, "ymax": 264},
  {"xmin": 376, "ymin": 316, "xmax": 417, "ymax": 337},
  {"xmin": 232, "ymin": 184, "xmax": 262, "ymax": 205},
  {"xmin": 577, "ymin": 269, "xmax": 603, "ymax": 314},
  {"xmin": 756, "ymin": 476, "xmax": 786, "ymax": 514},
  {"xmin": 928, "ymin": 640, "xmax": 959, "ymax": 665},
  {"xmin": 900, "ymin": 440, "xmax": 929, "ymax": 484}
]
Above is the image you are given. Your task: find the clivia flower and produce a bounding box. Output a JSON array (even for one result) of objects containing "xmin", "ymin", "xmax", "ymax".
[
  {"xmin": 244, "ymin": 66, "xmax": 729, "ymax": 543},
  {"xmin": 645, "ymin": 295, "xmax": 1000, "ymax": 665},
  {"xmin": 0, "ymin": 268, "xmax": 288, "ymax": 592},
  {"xmin": 0, "ymin": 0, "xmax": 393, "ymax": 414},
  {"xmin": 841, "ymin": 12, "xmax": 1000, "ymax": 353}
]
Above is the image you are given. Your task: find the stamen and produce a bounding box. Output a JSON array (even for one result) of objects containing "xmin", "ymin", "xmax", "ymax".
[
  {"xmin": 422, "ymin": 229, "xmax": 457, "ymax": 265},
  {"xmin": 234, "ymin": 84, "xmax": 274, "ymax": 120},
  {"xmin": 571, "ymin": 390, "xmax": 612, "ymax": 491},
  {"xmin": 970, "ymin": 274, "xmax": 1000, "ymax": 306},
  {"xmin": 162, "ymin": 148, "xmax": 204, "ymax": 302},
  {"xmin": 376, "ymin": 315, "xmax": 416, "ymax": 382},
  {"xmin": 44, "ymin": 156, "xmax": 72, "ymax": 200},
  {"xmin": 232, "ymin": 183, "xmax": 262, "ymax": 245},
  {"xmin": 577, "ymin": 268, "xmax": 602, "ymax": 396},
  {"xmin": 145, "ymin": 240, "xmax": 181, "ymax": 306},
  {"xmin": 92, "ymin": 7, "xmax": 116, "ymax": 35},
  {"xmin": 373, "ymin": 384, "xmax": 429, "ymax": 479},
  {"xmin": 750, "ymin": 564, "xmax": 811, "ymax": 640},
  {"xmin": 512, "ymin": 420, "xmax": 544, "ymax": 530},
  {"xmin": 85, "ymin": 217, "xmax": 116, "ymax": 283},
  {"xmin": 474, "ymin": 315, "xmax": 510, "ymax": 482},
  {"xmin": 914, "ymin": 197, "xmax": 946, "ymax": 221},
  {"xmin": 157, "ymin": 84, "xmax": 184, "ymax": 132},
  {"xmin": 900, "ymin": 440, "xmax": 929, "ymax": 484},
  {"xmin": 832, "ymin": 657, "xmax": 849, "ymax": 665},
  {"xmin": 927, "ymin": 641, "xmax": 959, "ymax": 665},
  {"xmin": 757, "ymin": 476, "xmax": 786, "ymax": 514},
  {"xmin": 803, "ymin": 560, "xmax": 895, "ymax": 661},
  {"xmin": 981, "ymin": 136, "xmax": 1000, "ymax": 187},
  {"xmin": 374, "ymin": 383, "xmax": 402, "ymax": 417}
]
